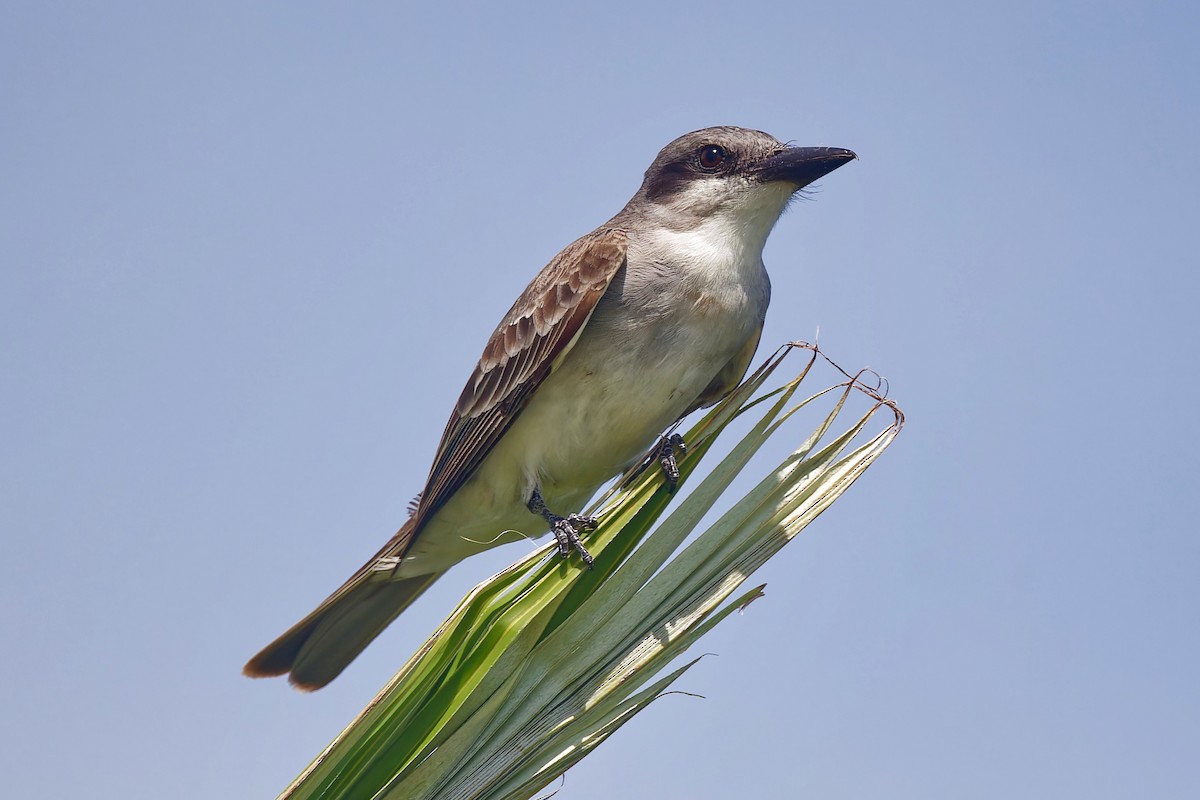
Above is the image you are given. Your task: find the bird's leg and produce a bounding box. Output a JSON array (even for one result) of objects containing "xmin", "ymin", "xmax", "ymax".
[
  {"xmin": 656, "ymin": 433, "xmax": 688, "ymax": 493},
  {"xmin": 527, "ymin": 488, "xmax": 598, "ymax": 568}
]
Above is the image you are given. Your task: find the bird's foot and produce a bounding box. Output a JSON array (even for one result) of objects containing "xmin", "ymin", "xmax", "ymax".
[
  {"xmin": 656, "ymin": 433, "xmax": 688, "ymax": 493},
  {"xmin": 550, "ymin": 514, "xmax": 598, "ymax": 568},
  {"xmin": 527, "ymin": 488, "xmax": 598, "ymax": 568}
]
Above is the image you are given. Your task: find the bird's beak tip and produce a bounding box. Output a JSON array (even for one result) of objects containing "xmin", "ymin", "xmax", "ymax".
[{"xmin": 755, "ymin": 146, "xmax": 859, "ymax": 187}]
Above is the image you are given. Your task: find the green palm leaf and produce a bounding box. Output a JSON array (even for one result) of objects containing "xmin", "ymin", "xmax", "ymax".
[{"xmin": 278, "ymin": 342, "xmax": 903, "ymax": 800}]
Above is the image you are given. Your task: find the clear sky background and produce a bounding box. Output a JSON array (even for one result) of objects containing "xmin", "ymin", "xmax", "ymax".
[{"xmin": 3, "ymin": 2, "xmax": 1198, "ymax": 798}]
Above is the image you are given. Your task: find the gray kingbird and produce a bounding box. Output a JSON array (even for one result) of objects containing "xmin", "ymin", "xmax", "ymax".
[{"xmin": 245, "ymin": 126, "xmax": 856, "ymax": 689}]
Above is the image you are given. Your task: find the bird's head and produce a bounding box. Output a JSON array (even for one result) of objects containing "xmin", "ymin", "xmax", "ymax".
[{"xmin": 628, "ymin": 126, "xmax": 856, "ymax": 242}]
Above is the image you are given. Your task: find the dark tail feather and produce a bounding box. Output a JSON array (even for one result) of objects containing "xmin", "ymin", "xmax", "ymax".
[
  {"xmin": 244, "ymin": 517, "xmax": 442, "ymax": 690},
  {"xmin": 244, "ymin": 571, "xmax": 442, "ymax": 690}
]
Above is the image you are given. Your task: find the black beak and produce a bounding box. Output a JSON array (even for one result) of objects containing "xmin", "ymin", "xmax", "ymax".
[{"xmin": 754, "ymin": 147, "xmax": 858, "ymax": 188}]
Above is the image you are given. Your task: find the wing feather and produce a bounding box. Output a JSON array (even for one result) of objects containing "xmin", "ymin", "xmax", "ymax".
[{"xmin": 412, "ymin": 227, "xmax": 627, "ymax": 529}]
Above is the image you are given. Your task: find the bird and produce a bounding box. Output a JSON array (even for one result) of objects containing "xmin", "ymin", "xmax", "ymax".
[{"xmin": 244, "ymin": 126, "xmax": 856, "ymax": 690}]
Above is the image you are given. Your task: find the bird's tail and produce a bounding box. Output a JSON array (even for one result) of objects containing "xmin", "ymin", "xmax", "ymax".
[{"xmin": 243, "ymin": 519, "xmax": 442, "ymax": 691}]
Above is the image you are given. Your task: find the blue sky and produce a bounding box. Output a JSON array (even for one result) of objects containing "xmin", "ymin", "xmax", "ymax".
[{"xmin": 2, "ymin": 2, "xmax": 1197, "ymax": 797}]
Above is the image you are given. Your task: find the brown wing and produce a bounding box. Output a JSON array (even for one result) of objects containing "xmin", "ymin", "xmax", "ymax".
[
  {"xmin": 411, "ymin": 227, "xmax": 628, "ymax": 529},
  {"xmin": 244, "ymin": 232, "xmax": 626, "ymax": 685}
]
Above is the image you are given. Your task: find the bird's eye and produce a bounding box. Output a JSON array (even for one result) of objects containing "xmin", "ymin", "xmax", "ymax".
[{"xmin": 697, "ymin": 144, "xmax": 728, "ymax": 171}]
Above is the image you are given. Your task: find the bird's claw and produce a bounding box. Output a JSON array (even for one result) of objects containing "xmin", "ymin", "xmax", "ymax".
[
  {"xmin": 528, "ymin": 488, "xmax": 597, "ymax": 568},
  {"xmin": 550, "ymin": 514, "xmax": 598, "ymax": 567},
  {"xmin": 657, "ymin": 433, "xmax": 688, "ymax": 492}
]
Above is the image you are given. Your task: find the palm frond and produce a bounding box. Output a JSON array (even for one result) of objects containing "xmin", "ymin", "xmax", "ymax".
[{"xmin": 278, "ymin": 342, "xmax": 903, "ymax": 800}]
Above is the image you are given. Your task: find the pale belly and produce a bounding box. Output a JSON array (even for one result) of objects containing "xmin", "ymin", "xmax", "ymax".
[{"xmin": 397, "ymin": 263, "xmax": 767, "ymax": 576}]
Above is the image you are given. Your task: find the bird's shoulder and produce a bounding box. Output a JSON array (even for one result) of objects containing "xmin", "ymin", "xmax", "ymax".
[{"xmin": 456, "ymin": 226, "xmax": 628, "ymax": 417}]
